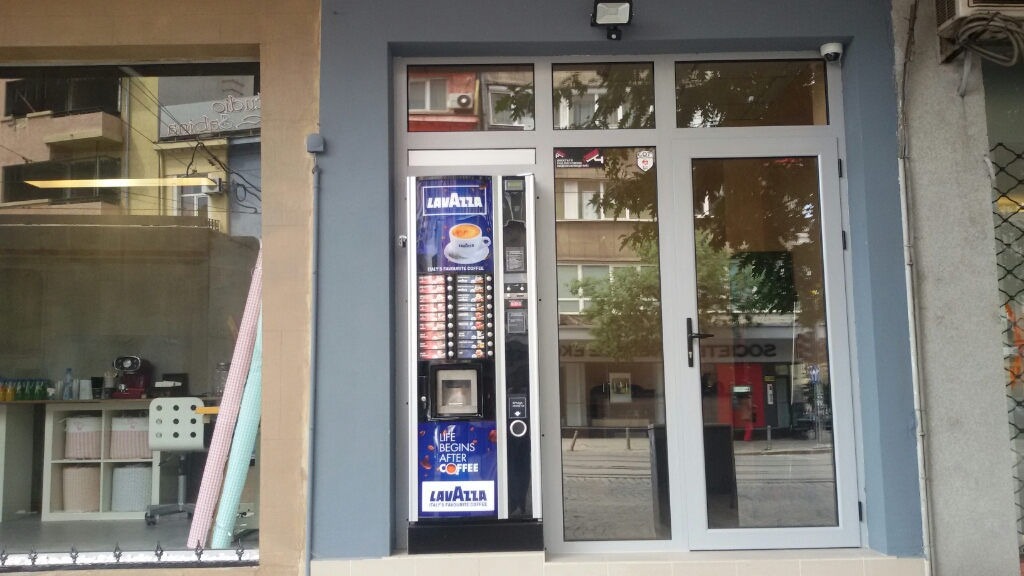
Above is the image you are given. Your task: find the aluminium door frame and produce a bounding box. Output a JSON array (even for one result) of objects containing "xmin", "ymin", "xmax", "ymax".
[
  {"xmin": 393, "ymin": 53, "xmax": 861, "ymax": 554},
  {"xmin": 667, "ymin": 135, "xmax": 860, "ymax": 550}
]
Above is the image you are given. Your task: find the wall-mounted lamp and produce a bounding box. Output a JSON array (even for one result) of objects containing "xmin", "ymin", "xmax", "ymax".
[{"xmin": 591, "ymin": 0, "xmax": 632, "ymax": 40}]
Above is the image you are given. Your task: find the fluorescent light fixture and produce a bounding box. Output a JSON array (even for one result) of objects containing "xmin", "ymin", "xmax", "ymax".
[
  {"xmin": 591, "ymin": 1, "xmax": 632, "ymax": 40},
  {"xmin": 25, "ymin": 177, "xmax": 217, "ymax": 189}
]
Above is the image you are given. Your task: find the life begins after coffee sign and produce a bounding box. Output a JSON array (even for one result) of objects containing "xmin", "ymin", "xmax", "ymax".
[{"xmin": 416, "ymin": 177, "xmax": 494, "ymax": 274}]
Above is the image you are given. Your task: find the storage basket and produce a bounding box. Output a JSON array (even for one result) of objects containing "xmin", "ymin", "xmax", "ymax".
[
  {"xmin": 111, "ymin": 465, "xmax": 152, "ymax": 512},
  {"xmin": 109, "ymin": 417, "xmax": 151, "ymax": 460},
  {"xmin": 62, "ymin": 466, "xmax": 100, "ymax": 512},
  {"xmin": 64, "ymin": 416, "xmax": 101, "ymax": 460}
]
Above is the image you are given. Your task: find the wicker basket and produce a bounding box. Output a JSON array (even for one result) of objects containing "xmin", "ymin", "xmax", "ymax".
[
  {"xmin": 111, "ymin": 465, "xmax": 152, "ymax": 512},
  {"xmin": 109, "ymin": 417, "xmax": 151, "ymax": 460},
  {"xmin": 62, "ymin": 466, "xmax": 100, "ymax": 512},
  {"xmin": 64, "ymin": 416, "xmax": 101, "ymax": 460}
]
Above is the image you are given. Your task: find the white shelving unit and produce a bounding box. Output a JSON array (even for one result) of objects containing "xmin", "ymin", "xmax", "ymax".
[{"xmin": 41, "ymin": 400, "xmax": 159, "ymax": 521}]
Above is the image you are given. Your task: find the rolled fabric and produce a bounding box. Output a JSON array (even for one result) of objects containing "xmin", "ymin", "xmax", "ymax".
[
  {"xmin": 211, "ymin": 312, "xmax": 263, "ymax": 548},
  {"xmin": 188, "ymin": 248, "xmax": 262, "ymax": 549}
]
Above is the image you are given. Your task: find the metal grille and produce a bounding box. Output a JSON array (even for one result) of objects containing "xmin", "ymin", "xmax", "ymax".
[{"xmin": 992, "ymin": 142, "xmax": 1024, "ymax": 553}]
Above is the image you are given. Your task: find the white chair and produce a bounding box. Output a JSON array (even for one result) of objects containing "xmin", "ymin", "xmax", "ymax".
[{"xmin": 145, "ymin": 397, "xmax": 205, "ymax": 525}]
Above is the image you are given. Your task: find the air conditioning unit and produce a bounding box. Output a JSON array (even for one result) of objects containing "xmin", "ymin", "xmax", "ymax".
[
  {"xmin": 937, "ymin": 0, "xmax": 1024, "ymax": 37},
  {"xmin": 202, "ymin": 177, "xmax": 223, "ymax": 195},
  {"xmin": 447, "ymin": 93, "xmax": 474, "ymax": 110}
]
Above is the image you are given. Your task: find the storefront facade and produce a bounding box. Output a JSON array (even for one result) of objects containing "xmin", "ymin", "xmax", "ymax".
[
  {"xmin": 312, "ymin": 0, "xmax": 937, "ymax": 574},
  {"xmin": 0, "ymin": 0, "xmax": 1021, "ymax": 574}
]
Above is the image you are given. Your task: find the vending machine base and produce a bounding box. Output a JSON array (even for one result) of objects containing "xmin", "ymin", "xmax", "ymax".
[{"xmin": 408, "ymin": 520, "xmax": 544, "ymax": 554}]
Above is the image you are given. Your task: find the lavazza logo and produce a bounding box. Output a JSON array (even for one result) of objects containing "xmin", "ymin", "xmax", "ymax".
[
  {"xmin": 422, "ymin": 480, "xmax": 494, "ymax": 512},
  {"xmin": 421, "ymin": 185, "xmax": 488, "ymax": 216}
]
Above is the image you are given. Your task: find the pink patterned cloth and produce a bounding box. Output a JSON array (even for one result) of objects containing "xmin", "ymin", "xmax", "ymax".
[
  {"xmin": 187, "ymin": 249, "xmax": 262, "ymax": 548},
  {"xmin": 64, "ymin": 417, "xmax": 101, "ymax": 460},
  {"xmin": 109, "ymin": 417, "xmax": 151, "ymax": 460}
]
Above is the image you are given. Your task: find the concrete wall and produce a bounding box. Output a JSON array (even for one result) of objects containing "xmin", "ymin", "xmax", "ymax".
[
  {"xmin": 316, "ymin": 0, "xmax": 923, "ymax": 559},
  {"xmin": 0, "ymin": 224, "xmax": 257, "ymax": 398},
  {"xmin": 890, "ymin": 0, "xmax": 1020, "ymax": 574}
]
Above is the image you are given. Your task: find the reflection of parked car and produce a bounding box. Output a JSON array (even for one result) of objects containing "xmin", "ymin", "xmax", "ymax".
[{"xmin": 792, "ymin": 410, "xmax": 832, "ymax": 437}]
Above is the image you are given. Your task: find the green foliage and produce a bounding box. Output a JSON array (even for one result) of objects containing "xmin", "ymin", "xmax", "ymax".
[
  {"xmin": 553, "ymin": 65, "xmax": 655, "ymax": 129},
  {"xmin": 491, "ymin": 83, "xmax": 535, "ymax": 124}
]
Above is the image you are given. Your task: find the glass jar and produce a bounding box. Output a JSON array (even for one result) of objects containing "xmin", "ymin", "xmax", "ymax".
[{"xmin": 214, "ymin": 362, "xmax": 230, "ymax": 397}]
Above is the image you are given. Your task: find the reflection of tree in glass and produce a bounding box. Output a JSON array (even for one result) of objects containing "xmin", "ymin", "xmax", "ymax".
[
  {"xmin": 692, "ymin": 158, "xmax": 824, "ymax": 328},
  {"xmin": 676, "ymin": 63, "xmax": 823, "ymax": 128},
  {"xmin": 553, "ymin": 65, "xmax": 654, "ymax": 129},
  {"xmin": 491, "ymin": 83, "xmax": 535, "ymax": 124}
]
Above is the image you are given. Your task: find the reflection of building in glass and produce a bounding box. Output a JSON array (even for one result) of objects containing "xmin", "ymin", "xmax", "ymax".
[
  {"xmin": 0, "ymin": 75, "xmax": 260, "ymax": 236},
  {"xmin": 408, "ymin": 66, "xmax": 534, "ymax": 132}
]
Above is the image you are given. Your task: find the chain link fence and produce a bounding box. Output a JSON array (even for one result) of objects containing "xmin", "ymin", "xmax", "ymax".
[{"xmin": 991, "ymin": 143, "xmax": 1024, "ymax": 554}]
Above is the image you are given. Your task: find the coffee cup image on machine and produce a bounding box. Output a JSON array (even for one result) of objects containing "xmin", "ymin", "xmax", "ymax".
[{"xmin": 443, "ymin": 224, "xmax": 491, "ymax": 265}]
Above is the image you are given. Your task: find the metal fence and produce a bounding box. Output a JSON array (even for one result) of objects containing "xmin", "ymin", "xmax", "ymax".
[{"xmin": 991, "ymin": 142, "xmax": 1024, "ymax": 553}]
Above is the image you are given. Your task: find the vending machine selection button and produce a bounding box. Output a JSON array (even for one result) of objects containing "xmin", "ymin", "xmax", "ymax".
[{"xmin": 509, "ymin": 419, "xmax": 527, "ymax": 438}]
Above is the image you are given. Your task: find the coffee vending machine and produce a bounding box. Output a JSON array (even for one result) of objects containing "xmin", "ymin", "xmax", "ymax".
[{"xmin": 406, "ymin": 174, "xmax": 543, "ymax": 553}]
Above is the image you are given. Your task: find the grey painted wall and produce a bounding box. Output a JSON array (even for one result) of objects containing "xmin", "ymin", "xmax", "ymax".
[
  {"xmin": 890, "ymin": 1, "xmax": 1022, "ymax": 573},
  {"xmin": 315, "ymin": 0, "xmax": 923, "ymax": 559}
]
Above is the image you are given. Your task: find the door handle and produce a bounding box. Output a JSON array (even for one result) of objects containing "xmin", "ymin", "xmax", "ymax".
[{"xmin": 687, "ymin": 318, "xmax": 713, "ymax": 367}]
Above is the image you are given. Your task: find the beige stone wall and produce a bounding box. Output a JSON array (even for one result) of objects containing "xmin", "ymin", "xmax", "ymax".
[{"xmin": 0, "ymin": 1, "xmax": 320, "ymax": 575}]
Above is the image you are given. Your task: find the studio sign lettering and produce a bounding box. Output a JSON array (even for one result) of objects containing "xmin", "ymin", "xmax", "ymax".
[{"xmin": 160, "ymin": 95, "xmax": 261, "ymax": 139}]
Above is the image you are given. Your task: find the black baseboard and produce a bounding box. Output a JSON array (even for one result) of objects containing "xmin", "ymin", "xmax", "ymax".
[{"xmin": 408, "ymin": 520, "xmax": 543, "ymax": 554}]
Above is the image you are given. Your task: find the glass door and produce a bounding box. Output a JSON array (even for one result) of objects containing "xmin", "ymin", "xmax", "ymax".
[{"xmin": 668, "ymin": 136, "xmax": 860, "ymax": 549}]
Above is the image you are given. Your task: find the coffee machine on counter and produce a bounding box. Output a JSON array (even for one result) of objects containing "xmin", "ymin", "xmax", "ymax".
[{"xmin": 111, "ymin": 356, "xmax": 153, "ymax": 399}]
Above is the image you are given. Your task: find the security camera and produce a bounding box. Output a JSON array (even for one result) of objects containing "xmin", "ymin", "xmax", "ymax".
[{"xmin": 821, "ymin": 43, "xmax": 844, "ymax": 63}]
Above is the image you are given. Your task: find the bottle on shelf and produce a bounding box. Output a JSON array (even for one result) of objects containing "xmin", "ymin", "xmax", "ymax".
[{"xmin": 61, "ymin": 368, "xmax": 74, "ymax": 401}]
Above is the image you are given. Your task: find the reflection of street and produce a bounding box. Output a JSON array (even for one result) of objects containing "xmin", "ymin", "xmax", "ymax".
[
  {"xmin": 561, "ymin": 435, "xmax": 837, "ymax": 539},
  {"xmin": 561, "ymin": 438, "xmax": 660, "ymax": 541},
  {"xmin": 712, "ymin": 434, "xmax": 837, "ymax": 529}
]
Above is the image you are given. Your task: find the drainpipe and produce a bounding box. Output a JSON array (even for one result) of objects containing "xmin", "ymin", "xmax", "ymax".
[
  {"xmin": 897, "ymin": 2, "xmax": 936, "ymax": 572},
  {"xmin": 304, "ymin": 133, "xmax": 325, "ymax": 576},
  {"xmin": 898, "ymin": 155, "xmax": 935, "ymax": 574}
]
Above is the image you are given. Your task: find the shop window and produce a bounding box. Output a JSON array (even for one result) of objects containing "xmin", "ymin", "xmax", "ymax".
[
  {"xmin": 690, "ymin": 156, "xmax": 839, "ymax": 528},
  {"xmin": 553, "ymin": 147, "xmax": 670, "ymax": 541},
  {"xmin": 0, "ymin": 66, "xmax": 261, "ymax": 568},
  {"xmin": 407, "ymin": 64, "xmax": 534, "ymax": 132},
  {"xmin": 675, "ymin": 60, "xmax": 828, "ymax": 128},
  {"xmin": 552, "ymin": 62, "xmax": 655, "ymax": 130}
]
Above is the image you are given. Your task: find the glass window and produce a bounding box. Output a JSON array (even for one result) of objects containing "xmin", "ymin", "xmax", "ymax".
[
  {"xmin": 552, "ymin": 63, "xmax": 655, "ymax": 130},
  {"xmin": 676, "ymin": 61, "xmax": 828, "ymax": 128},
  {"xmin": 0, "ymin": 66, "xmax": 261, "ymax": 562},
  {"xmin": 690, "ymin": 156, "xmax": 838, "ymax": 529},
  {"xmin": 554, "ymin": 147, "xmax": 670, "ymax": 541},
  {"xmin": 407, "ymin": 65, "xmax": 534, "ymax": 132}
]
